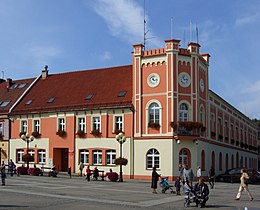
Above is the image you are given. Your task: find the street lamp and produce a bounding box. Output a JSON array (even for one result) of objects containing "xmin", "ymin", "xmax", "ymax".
[
  {"xmin": 21, "ymin": 133, "xmax": 35, "ymax": 169},
  {"xmin": 116, "ymin": 132, "xmax": 126, "ymax": 182}
]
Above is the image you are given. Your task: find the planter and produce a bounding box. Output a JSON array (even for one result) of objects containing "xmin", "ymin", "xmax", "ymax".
[
  {"xmin": 77, "ymin": 130, "xmax": 86, "ymax": 137},
  {"xmin": 148, "ymin": 122, "xmax": 160, "ymax": 129},
  {"xmin": 114, "ymin": 129, "xmax": 124, "ymax": 135},
  {"xmin": 90, "ymin": 129, "xmax": 101, "ymax": 136},
  {"xmin": 114, "ymin": 157, "xmax": 128, "ymax": 166},
  {"xmin": 28, "ymin": 167, "xmax": 42, "ymax": 176},
  {"xmin": 22, "ymin": 154, "xmax": 34, "ymax": 162},
  {"xmin": 56, "ymin": 130, "xmax": 67, "ymax": 137},
  {"xmin": 32, "ymin": 131, "xmax": 41, "ymax": 138},
  {"xmin": 107, "ymin": 172, "xmax": 119, "ymax": 182},
  {"xmin": 17, "ymin": 166, "xmax": 28, "ymax": 175}
]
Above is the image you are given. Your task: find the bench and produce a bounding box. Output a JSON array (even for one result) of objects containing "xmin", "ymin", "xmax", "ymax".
[{"xmin": 90, "ymin": 170, "xmax": 105, "ymax": 181}]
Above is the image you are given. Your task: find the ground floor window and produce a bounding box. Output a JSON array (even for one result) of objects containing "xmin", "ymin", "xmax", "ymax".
[
  {"xmin": 93, "ymin": 150, "xmax": 102, "ymax": 165},
  {"xmin": 28, "ymin": 150, "xmax": 35, "ymax": 162},
  {"xmin": 106, "ymin": 150, "xmax": 116, "ymax": 165},
  {"xmin": 146, "ymin": 148, "xmax": 160, "ymax": 169},
  {"xmin": 80, "ymin": 150, "xmax": 89, "ymax": 164},
  {"xmin": 38, "ymin": 149, "xmax": 46, "ymax": 164},
  {"xmin": 179, "ymin": 148, "xmax": 190, "ymax": 166},
  {"xmin": 17, "ymin": 149, "xmax": 24, "ymax": 163}
]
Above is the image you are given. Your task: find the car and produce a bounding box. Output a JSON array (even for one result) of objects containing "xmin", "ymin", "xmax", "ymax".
[{"xmin": 216, "ymin": 168, "xmax": 260, "ymax": 183}]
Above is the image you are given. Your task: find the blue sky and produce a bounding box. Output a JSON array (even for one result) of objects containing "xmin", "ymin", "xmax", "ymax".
[{"xmin": 0, "ymin": 0, "xmax": 260, "ymax": 118}]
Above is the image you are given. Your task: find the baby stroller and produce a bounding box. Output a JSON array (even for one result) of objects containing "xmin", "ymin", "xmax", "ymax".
[
  {"xmin": 160, "ymin": 177, "xmax": 175, "ymax": 194},
  {"xmin": 183, "ymin": 182, "xmax": 201, "ymax": 208}
]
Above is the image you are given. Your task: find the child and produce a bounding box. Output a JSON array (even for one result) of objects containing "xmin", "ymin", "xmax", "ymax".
[{"xmin": 175, "ymin": 177, "xmax": 181, "ymax": 195}]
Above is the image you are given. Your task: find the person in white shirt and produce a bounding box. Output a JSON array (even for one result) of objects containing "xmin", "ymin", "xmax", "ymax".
[{"xmin": 197, "ymin": 166, "xmax": 201, "ymax": 180}]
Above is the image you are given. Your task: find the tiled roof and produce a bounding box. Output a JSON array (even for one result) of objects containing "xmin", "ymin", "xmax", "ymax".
[
  {"xmin": 11, "ymin": 65, "xmax": 133, "ymax": 114},
  {"xmin": 0, "ymin": 78, "xmax": 35, "ymax": 114}
]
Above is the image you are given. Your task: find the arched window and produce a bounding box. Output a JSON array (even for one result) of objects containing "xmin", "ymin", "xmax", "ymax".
[
  {"xmin": 179, "ymin": 148, "xmax": 191, "ymax": 166},
  {"xmin": 179, "ymin": 103, "xmax": 189, "ymax": 121},
  {"xmin": 201, "ymin": 150, "xmax": 205, "ymax": 171},
  {"xmin": 211, "ymin": 151, "xmax": 215, "ymax": 169},
  {"xmin": 219, "ymin": 152, "xmax": 222, "ymax": 171},
  {"xmin": 225, "ymin": 153, "xmax": 229, "ymax": 171},
  {"xmin": 148, "ymin": 103, "xmax": 160, "ymax": 123},
  {"xmin": 146, "ymin": 148, "xmax": 160, "ymax": 169},
  {"xmin": 231, "ymin": 154, "xmax": 234, "ymax": 168}
]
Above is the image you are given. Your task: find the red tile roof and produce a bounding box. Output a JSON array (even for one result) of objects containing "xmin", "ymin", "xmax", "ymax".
[
  {"xmin": 11, "ymin": 65, "xmax": 133, "ymax": 114},
  {"xmin": 0, "ymin": 78, "xmax": 35, "ymax": 114}
]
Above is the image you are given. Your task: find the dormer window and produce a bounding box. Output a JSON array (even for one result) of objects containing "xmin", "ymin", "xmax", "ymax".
[
  {"xmin": 118, "ymin": 91, "xmax": 126, "ymax": 97},
  {"xmin": 18, "ymin": 83, "xmax": 27, "ymax": 89},
  {"xmin": 85, "ymin": 93, "xmax": 93, "ymax": 100},
  {"xmin": 25, "ymin": 99, "xmax": 33, "ymax": 105},
  {"xmin": 47, "ymin": 97, "xmax": 55, "ymax": 103},
  {"xmin": 0, "ymin": 101, "xmax": 10, "ymax": 107}
]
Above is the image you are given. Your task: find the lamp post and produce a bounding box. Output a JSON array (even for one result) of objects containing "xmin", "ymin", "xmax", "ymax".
[
  {"xmin": 116, "ymin": 132, "xmax": 126, "ymax": 182},
  {"xmin": 21, "ymin": 133, "xmax": 35, "ymax": 169}
]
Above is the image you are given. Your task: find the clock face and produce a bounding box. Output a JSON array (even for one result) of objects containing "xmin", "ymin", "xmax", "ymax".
[
  {"xmin": 147, "ymin": 73, "xmax": 160, "ymax": 87},
  {"xmin": 200, "ymin": 79, "xmax": 205, "ymax": 92},
  {"xmin": 179, "ymin": 73, "xmax": 190, "ymax": 87}
]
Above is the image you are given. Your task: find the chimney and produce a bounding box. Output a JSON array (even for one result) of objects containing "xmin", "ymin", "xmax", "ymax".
[
  {"xmin": 6, "ymin": 78, "xmax": 12, "ymax": 89},
  {"xmin": 42, "ymin": 65, "xmax": 49, "ymax": 80}
]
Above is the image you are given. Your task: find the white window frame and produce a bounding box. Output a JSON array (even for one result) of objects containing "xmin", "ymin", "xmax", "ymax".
[
  {"xmin": 114, "ymin": 115, "xmax": 123, "ymax": 131},
  {"xmin": 77, "ymin": 117, "xmax": 86, "ymax": 132},
  {"xmin": 21, "ymin": 120, "xmax": 28, "ymax": 133},
  {"xmin": 38, "ymin": 149, "xmax": 46, "ymax": 164},
  {"xmin": 179, "ymin": 149, "xmax": 188, "ymax": 166},
  {"xmin": 146, "ymin": 148, "xmax": 160, "ymax": 169},
  {"xmin": 92, "ymin": 116, "xmax": 101, "ymax": 131},
  {"xmin": 200, "ymin": 105, "xmax": 205, "ymax": 125},
  {"xmin": 106, "ymin": 150, "xmax": 116, "ymax": 165},
  {"xmin": 80, "ymin": 150, "xmax": 89, "ymax": 164},
  {"xmin": 179, "ymin": 103, "xmax": 190, "ymax": 121},
  {"xmin": 93, "ymin": 150, "xmax": 102, "ymax": 165},
  {"xmin": 211, "ymin": 114, "xmax": 215, "ymax": 132},
  {"xmin": 58, "ymin": 118, "xmax": 66, "ymax": 131},
  {"xmin": 148, "ymin": 103, "xmax": 160, "ymax": 123},
  {"xmin": 28, "ymin": 149, "xmax": 35, "ymax": 162},
  {"xmin": 33, "ymin": 119, "xmax": 40, "ymax": 133},
  {"xmin": 17, "ymin": 149, "xmax": 24, "ymax": 163}
]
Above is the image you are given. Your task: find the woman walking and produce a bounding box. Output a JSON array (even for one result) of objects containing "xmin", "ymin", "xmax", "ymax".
[
  {"xmin": 151, "ymin": 166, "xmax": 160, "ymax": 194},
  {"xmin": 235, "ymin": 168, "xmax": 253, "ymax": 201}
]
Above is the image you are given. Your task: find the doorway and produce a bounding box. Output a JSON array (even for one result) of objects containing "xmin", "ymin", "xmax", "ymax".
[{"xmin": 53, "ymin": 148, "xmax": 68, "ymax": 171}]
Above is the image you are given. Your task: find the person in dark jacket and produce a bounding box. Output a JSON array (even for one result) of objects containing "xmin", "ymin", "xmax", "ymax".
[
  {"xmin": 193, "ymin": 178, "xmax": 209, "ymax": 208},
  {"xmin": 151, "ymin": 166, "xmax": 160, "ymax": 193},
  {"xmin": 208, "ymin": 166, "xmax": 215, "ymax": 189}
]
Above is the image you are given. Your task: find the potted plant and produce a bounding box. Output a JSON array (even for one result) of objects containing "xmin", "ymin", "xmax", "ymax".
[
  {"xmin": 76, "ymin": 130, "xmax": 86, "ymax": 137},
  {"xmin": 148, "ymin": 122, "xmax": 160, "ymax": 129},
  {"xmin": 114, "ymin": 129, "xmax": 124, "ymax": 135},
  {"xmin": 56, "ymin": 129, "xmax": 67, "ymax": 137},
  {"xmin": 170, "ymin": 122, "xmax": 177, "ymax": 130},
  {"xmin": 90, "ymin": 129, "xmax": 101, "ymax": 136},
  {"xmin": 22, "ymin": 154, "xmax": 34, "ymax": 162},
  {"xmin": 107, "ymin": 172, "xmax": 119, "ymax": 182},
  {"xmin": 31, "ymin": 131, "xmax": 41, "ymax": 138},
  {"xmin": 114, "ymin": 157, "xmax": 128, "ymax": 166}
]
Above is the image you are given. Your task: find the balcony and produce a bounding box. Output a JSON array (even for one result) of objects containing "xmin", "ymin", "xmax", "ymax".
[{"xmin": 170, "ymin": 121, "xmax": 205, "ymax": 137}]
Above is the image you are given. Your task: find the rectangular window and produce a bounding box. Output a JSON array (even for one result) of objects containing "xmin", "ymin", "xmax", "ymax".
[
  {"xmin": 17, "ymin": 149, "xmax": 24, "ymax": 163},
  {"xmin": 21, "ymin": 120, "xmax": 28, "ymax": 133},
  {"xmin": 78, "ymin": 117, "xmax": 86, "ymax": 132},
  {"xmin": 231, "ymin": 124, "xmax": 234, "ymax": 139},
  {"xmin": 106, "ymin": 150, "xmax": 116, "ymax": 165},
  {"xmin": 0, "ymin": 123, "xmax": 3, "ymax": 135},
  {"xmin": 38, "ymin": 149, "xmax": 46, "ymax": 163},
  {"xmin": 33, "ymin": 120, "xmax": 40, "ymax": 132},
  {"xmin": 211, "ymin": 114, "xmax": 215, "ymax": 132},
  {"xmin": 218, "ymin": 118, "xmax": 222, "ymax": 134},
  {"xmin": 58, "ymin": 118, "xmax": 65, "ymax": 131},
  {"xmin": 93, "ymin": 150, "xmax": 102, "ymax": 165},
  {"xmin": 115, "ymin": 116, "xmax": 123, "ymax": 130},
  {"xmin": 28, "ymin": 150, "xmax": 35, "ymax": 162},
  {"xmin": 92, "ymin": 117, "xmax": 100, "ymax": 131},
  {"xmin": 80, "ymin": 150, "xmax": 89, "ymax": 164},
  {"xmin": 225, "ymin": 121, "xmax": 228, "ymax": 137}
]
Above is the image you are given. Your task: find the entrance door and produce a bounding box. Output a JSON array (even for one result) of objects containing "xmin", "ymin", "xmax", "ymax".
[{"xmin": 53, "ymin": 148, "xmax": 68, "ymax": 172}]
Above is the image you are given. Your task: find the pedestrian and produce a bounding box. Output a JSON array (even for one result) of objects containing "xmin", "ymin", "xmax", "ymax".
[
  {"xmin": 1, "ymin": 165, "xmax": 6, "ymax": 186},
  {"xmin": 175, "ymin": 177, "xmax": 181, "ymax": 195},
  {"xmin": 67, "ymin": 167, "xmax": 72, "ymax": 179},
  {"xmin": 85, "ymin": 165, "xmax": 91, "ymax": 181},
  {"xmin": 8, "ymin": 159, "xmax": 15, "ymax": 177},
  {"xmin": 151, "ymin": 166, "xmax": 160, "ymax": 194},
  {"xmin": 197, "ymin": 166, "xmax": 201, "ymax": 180},
  {"xmin": 193, "ymin": 178, "xmax": 209, "ymax": 208},
  {"xmin": 79, "ymin": 162, "xmax": 84, "ymax": 177},
  {"xmin": 208, "ymin": 166, "xmax": 215, "ymax": 189},
  {"xmin": 182, "ymin": 164, "xmax": 194, "ymax": 186},
  {"xmin": 235, "ymin": 168, "xmax": 253, "ymax": 201},
  {"xmin": 93, "ymin": 167, "xmax": 99, "ymax": 180}
]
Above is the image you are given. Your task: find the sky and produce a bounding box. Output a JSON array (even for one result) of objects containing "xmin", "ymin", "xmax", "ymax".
[{"xmin": 0, "ymin": 0, "xmax": 260, "ymax": 119}]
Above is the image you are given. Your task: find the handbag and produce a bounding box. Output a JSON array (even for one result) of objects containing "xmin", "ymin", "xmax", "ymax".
[{"xmin": 244, "ymin": 178, "xmax": 250, "ymax": 185}]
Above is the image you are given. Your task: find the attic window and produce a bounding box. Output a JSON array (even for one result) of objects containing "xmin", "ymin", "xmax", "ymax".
[
  {"xmin": 18, "ymin": 83, "xmax": 27, "ymax": 89},
  {"xmin": 9, "ymin": 84, "xmax": 18, "ymax": 89},
  {"xmin": 118, "ymin": 91, "xmax": 126, "ymax": 97},
  {"xmin": 85, "ymin": 93, "xmax": 93, "ymax": 100},
  {"xmin": 0, "ymin": 101, "xmax": 10, "ymax": 107},
  {"xmin": 47, "ymin": 97, "xmax": 55, "ymax": 103},
  {"xmin": 25, "ymin": 99, "xmax": 33, "ymax": 105}
]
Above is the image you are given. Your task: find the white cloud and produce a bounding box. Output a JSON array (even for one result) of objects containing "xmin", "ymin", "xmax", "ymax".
[
  {"xmin": 235, "ymin": 12, "xmax": 260, "ymax": 26},
  {"xmin": 91, "ymin": 0, "xmax": 162, "ymax": 48},
  {"xmin": 243, "ymin": 80, "xmax": 260, "ymax": 94},
  {"xmin": 100, "ymin": 51, "xmax": 112, "ymax": 61},
  {"xmin": 28, "ymin": 46, "xmax": 62, "ymax": 68}
]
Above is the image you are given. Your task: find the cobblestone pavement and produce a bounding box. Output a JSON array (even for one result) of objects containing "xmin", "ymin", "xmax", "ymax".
[{"xmin": 0, "ymin": 174, "xmax": 259, "ymax": 210}]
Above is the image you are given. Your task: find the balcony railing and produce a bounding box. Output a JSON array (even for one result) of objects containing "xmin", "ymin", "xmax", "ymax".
[{"xmin": 170, "ymin": 121, "xmax": 205, "ymax": 137}]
